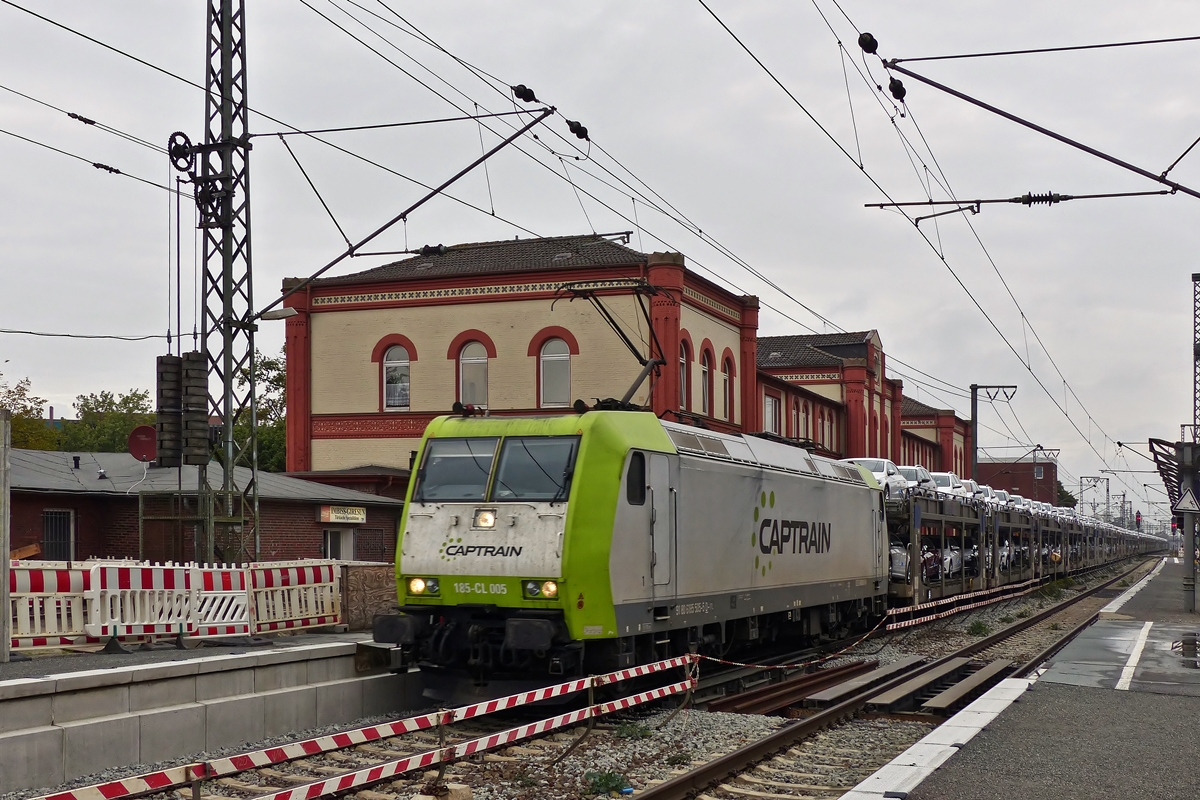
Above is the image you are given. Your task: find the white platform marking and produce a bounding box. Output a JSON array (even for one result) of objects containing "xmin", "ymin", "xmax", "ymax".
[{"xmin": 1114, "ymin": 621, "xmax": 1154, "ymax": 690}]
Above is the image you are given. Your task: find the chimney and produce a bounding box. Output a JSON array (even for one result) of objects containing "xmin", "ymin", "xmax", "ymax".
[
  {"xmin": 72, "ymin": 456, "xmax": 80, "ymax": 469},
  {"xmin": 49, "ymin": 406, "xmax": 54, "ymax": 422}
]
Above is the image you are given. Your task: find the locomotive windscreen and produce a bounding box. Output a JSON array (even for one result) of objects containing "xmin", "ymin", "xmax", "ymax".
[
  {"xmin": 415, "ymin": 437, "xmax": 498, "ymax": 501},
  {"xmin": 493, "ymin": 436, "xmax": 579, "ymax": 501}
]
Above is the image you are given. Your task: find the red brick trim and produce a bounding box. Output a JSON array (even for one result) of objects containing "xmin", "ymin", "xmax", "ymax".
[
  {"xmin": 526, "ymin": 326, "xmax": 580, "ymax": 357},
  {"xmin": 371, "ymin": 334, "xmax": 419, "ymax": 363},
  {"xmin": 721, "ymin": 347, "xmax": 737, "ymax": 376},
  {"xmin": 446, "ymin": 330, "xmax": 498, "ymax": 359}
]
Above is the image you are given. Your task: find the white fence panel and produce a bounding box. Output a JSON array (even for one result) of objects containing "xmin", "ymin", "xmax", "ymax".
[
  {"xmin": 84, "ymin": 563, "xmax": 197, "ymax": 639},
  {"xmin": 248, "ymin": 561, "xmax": 341, "ymax": 633},
  {"xmin": 8, "ymin": 564, "xmax": 91, "ymax": 650},
  {"xmin": 192, "ymin": 565, "xmax": 251, "ymax": 637}
]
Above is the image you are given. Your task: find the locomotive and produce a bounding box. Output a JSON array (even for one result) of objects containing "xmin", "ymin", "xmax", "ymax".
[{"xmin": 374, "ymin": 410, "xmax": 890, "ymax": 680}]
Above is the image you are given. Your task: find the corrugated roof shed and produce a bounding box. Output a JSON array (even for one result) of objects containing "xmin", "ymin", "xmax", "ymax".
[
  {"xmin": 10, "ymin": 450, "xmax": 403, "ymax": 505},
  {"xmin": 310, "ymin": 234, "xmax": 645, "ymax": 286}
]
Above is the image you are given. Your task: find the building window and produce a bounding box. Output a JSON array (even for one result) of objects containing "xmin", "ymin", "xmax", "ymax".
[
  {"xmin": 459, "ymin": 341, "xmax": 489, "ymax": 408},
  {"xmin": 42, "ymin": 509, "xmax": 73, "ymax": 561},
  {"xmin": 383, "ymin": 345, "xmax": 410, "ymax": 410},
  {"xmin": 764, "ymin": 394, "xmax": 780, "ymax": 435},
  {"xmin": 1034, "ymin": 465, "xmax": 1044, "ymax": 480},
  {"xmin": 802, "ymin": 402, "xmax": 810, "ymax": 440},
  {"xmin": 323, "ymin": 529, "xmax": 356, "ymax": 560},
  {"xmin": 791, "ymin": 401, "xmax": 799, "ymax": 439},
  {"xmin": 679, "ymin": 342, "xmax": 690, "ymax": 410},
  {"xmin": 700, "ymin": 351, "xmax": 712, "ymax": 416},
  {"xmin": 539, "ymin": 338, "xmax": 571, "ymax": 408},
  {"xmin": 722, "ymin": 359, "xmax": 733, "ymax": 421}
]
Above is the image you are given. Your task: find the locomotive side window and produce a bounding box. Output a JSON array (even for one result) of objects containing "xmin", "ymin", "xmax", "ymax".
[
  {"xmin": 415, "ymin": 437, "xmax": 499, "ymax": 501},
  {"xmin": 627, "ymin": 452, "xmax": 646, "ymax": 505},
  {"xmin": 492, "ymin": 436, "xmax": 579, "ymax": 501}
]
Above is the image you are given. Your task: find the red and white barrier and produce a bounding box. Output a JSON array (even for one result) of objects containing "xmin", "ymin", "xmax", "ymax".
[
  {"xmin": 193, "ymin": 566, "xmax": 251, "ymax": 637},
  {"xmin": 8, "ymin": 563, "xmax": 91, "ymax": 651},
  {"xmin": 85, "ymin": 564, "xmax": 197, "ymax": 639},
  {"xmin": 248, "ymin": 561, "xmax": 340, "ymax": 634},
  {"xmin": 32, "ymin": 654, "xmax": 699, "ymax": 800},
  {"xmin": 8, "ymin": 559, "xmax": 342, "ymax": 652}
]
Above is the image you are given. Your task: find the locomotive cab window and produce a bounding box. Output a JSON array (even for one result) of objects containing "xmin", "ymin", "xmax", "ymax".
[
  {"xmin": 415, "ymin": 437, "xmax": 499, "ymax": 501},
  {"xmin": 626, "ymin": 452, "xmax": 646, "ymax": 505},
  {"xmin": 492, "ymin": 436, "xmax": 579, "ymax": 501}
]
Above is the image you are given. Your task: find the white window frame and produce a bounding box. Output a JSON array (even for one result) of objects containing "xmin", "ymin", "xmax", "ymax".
[
  {"xmin": 323, "ymin": 528, "xmax": 356, "ymax": 560},
  {"xmin": 764, "ymin": 394, "xmax": 780, "ymax": 435},
  {"xmin": 678, "ymin": 342, "xmax": 690, "ymax": 410},
  {"xmin": 539, "ymin": 338, "xmax": 571, "ymax": 408},
  {"xmin": 722, "ymin": 359, "xmax": 733, "ymax": 421},
  {"xmin": 700, "ymin": 352, "xmax": 711, "ymax": 416},
  {"xmin": 459, "ymin": 342, "xmax": 489, "ymax": 409},
  {"xmin": 383, "ymin": 345, "xmax": 410, "ymax": 411}
]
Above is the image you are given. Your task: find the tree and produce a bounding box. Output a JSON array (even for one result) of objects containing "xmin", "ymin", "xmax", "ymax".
[
  {"xmin": 1057, "ymin": 481, "xmax": 1077, "ymax": 508},
  {"xmin": 0, "ymin": 372, "xmax": 58, "ymax": 450},
  {"xmin": 234, "ymin": 346, "xmax": 287, "ymax": 472},
  {"xmin": 59, "ymin": 390, "xmax": 155, "ymax": 453}
]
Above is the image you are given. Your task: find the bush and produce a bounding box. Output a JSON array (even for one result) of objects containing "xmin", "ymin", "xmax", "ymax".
[
  {"xmin": 999, "ymin": 615, "xmax": 1015, "ymax": 624},
  {"xmin": 1015, "ymin": 609, "xmax": 1030, "ymax": 619},
  {"xmin": 1048, "ymin": 622, "xmax": 1063, "ymax": 631},
  {"xmin": 586, "ymin": 771, "xmax": 630, "ymax": 795},
  {"xmin": 666, "ymin": 751, "xmax": 692, "ymax": 766},
  {"xmin": 967, "ymin": 621, "xmax": 991, "ymax": 636}
]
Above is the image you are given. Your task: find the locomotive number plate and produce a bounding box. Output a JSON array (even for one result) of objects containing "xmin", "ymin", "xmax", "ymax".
[{"xmin": 454, "ymin": 582, "xmax": 508, "ymax": 595}]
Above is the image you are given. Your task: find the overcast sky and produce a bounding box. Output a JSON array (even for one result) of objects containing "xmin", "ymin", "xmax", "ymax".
[{"xmin": 2, "ymin": 1, "xmax": 1197, "ymax": 520}]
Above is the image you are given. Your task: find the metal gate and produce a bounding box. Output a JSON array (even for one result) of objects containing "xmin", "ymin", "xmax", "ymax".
[{"xmin": 41, "ymin": 510, "xmax": 73, "ymax": 561}]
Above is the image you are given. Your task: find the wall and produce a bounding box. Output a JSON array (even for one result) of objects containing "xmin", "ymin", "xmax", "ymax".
[
  {"xmin": 309, "ymin": 296, "xmax": 650, "ymax": 416},
  {"xmin": 976, "ymin": 461, "xmax": 1059, "ymax": 502},
  {"xmin": 679, "ymin": 304, "xmax": 742, "ymax": 424}
]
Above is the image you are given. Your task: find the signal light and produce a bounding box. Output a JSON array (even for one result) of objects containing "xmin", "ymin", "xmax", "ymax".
[
  {"xmin": 512, "ymin": 84, "xmax": 538, "ymax": 103},
  {"xmin": 566, "ymin": 120, "xmax": 589, "ymax": 140},
  {"xmin": 888, "ymin": 77, "xmax": 906, "ymax": 102}
]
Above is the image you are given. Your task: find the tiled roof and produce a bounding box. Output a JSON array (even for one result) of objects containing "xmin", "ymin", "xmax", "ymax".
[
  {"xmin": 310, "ymin": 234, "xmax": 645, "ymax": 286},
  {"xmin": 756, "ymin": 334, "xmax": 868, "ymax": 369},
  {"xmin": 10, "ymin": 450, "xmax": 403, "ymax": 505},
  {"xmin": 902, "ymin": 396, "xmax": 946, "ymax": 417}
]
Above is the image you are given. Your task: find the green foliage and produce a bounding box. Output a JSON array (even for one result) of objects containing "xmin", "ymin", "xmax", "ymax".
[
  {"xmin": 967, "ymin": 621, "xmax": 991, "ymax": 636},
  {"xmin": 1048, "ymin": 622, "xmax": 1063, "ymax": 631},
  {"xmin": 1057, "ymin": 481, "xmax": 1078, "ymax": 508},
  {"xmin": 999, "ymin": 615, "xmax": 1015, "ymax": 624},
  {"xmin": 1040, "ymin": 586, "xmax": 1063, "ymax": 601},
  {"xmin": 59, "ymin": 390, "xmax": 154, "ymax": 453},
  {"xmin": 585, "ymin": 771, "xmax": 629, "ymax": 795},
  {"xmin": 614, "ymin": 722, "xmax": 653, "ymax": 739},
  {"xmin": 0, "ymin": 372, "xmax": 57, "ymax": 450},
  {"xmin": 233, "ymin": 346, "xmax": 287, "ymax": 472},
  {"xmin": 1015, "ymin": 609, "xmax": 1030, "ymax": 619},
  {"xmin": 666, "ymin": 751, "xmax": 692, "ymax": 766}
]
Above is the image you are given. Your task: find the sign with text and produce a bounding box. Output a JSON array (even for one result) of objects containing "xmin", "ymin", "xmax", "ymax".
[{"xmin": 319, "ymin": 505, "xmax": 367, "ymax": 524}]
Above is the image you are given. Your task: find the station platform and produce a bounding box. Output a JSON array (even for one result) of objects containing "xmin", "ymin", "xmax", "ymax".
[
  {"xmin": 0, "ymin": 631, "xmax": 425, "ymax": 792},
  {"xmin": 903, "ymin": 556, "xmax": 1200, "ymax": 800}
]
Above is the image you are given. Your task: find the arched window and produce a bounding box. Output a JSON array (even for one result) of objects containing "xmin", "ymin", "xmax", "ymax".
[
  {"xmin": 722, "ymin": 359, "xmax": 733, "ymax": 421},
  {"xmin": 700, "ymin": 351, "xmax": 712, "ymax": 415},
  {"xmin": 459, "ymin": 341, "xmax": 488, "ymax": 408},
  {"xmin": 817, "ymin": 408, "xmax": 825, "ymax": 445},
  {"xmin": 383, "ymin": 345, "xmax": 410, "ymax": 410},
  {"xmin": 678, "ymin": 342, "xmax": 691, "ymax": 410},
  {"xmin": 539, "ymin": 338, "xmax": 571, "ymax": 408},
  {"xmin": 802, "ymin": 402, "xmax": 810, "ymax": 440},
  {"xmin": 791, "ymin": 401, "xmax": 799, "ymax": 439}
]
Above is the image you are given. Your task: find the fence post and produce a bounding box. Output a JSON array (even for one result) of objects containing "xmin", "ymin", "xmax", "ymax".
[{"xmin": 1, "ymin": 409, "xmax": 11, "ymax": 663}]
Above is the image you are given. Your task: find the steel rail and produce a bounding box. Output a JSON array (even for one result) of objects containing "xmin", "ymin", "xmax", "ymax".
[
  {"xmin": 636, "ymin": 557, "xmax": 1156, "ymax": 800},
  {"xmin": 705, "ymin": 659, "xmax": 876, "ymax": 715}
]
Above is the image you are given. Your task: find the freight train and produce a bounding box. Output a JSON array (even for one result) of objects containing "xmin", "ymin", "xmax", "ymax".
[{"xmin": 373, "ymin": 409, "xmax": 1163, "ymax": 682}]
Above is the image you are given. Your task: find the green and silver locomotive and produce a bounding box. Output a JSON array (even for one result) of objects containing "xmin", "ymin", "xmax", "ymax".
[{"xmin": 375, "ymin": 410, "xmax": 888, "ymax": 680}]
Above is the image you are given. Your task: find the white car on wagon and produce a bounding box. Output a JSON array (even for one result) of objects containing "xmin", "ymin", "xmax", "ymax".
[{"xmin": 842, "ymin": 458, "xmax": 908, "ymax": 500}]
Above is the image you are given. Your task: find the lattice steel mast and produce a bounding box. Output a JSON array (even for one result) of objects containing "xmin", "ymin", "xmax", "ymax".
[{"xmin": 169, "ymin": 0, "xmax": 258, "ymax": 563}]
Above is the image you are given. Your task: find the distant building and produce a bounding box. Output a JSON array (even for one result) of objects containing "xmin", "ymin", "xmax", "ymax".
[
  {"xmin": 7, "ymin": 450, "xmax": 402, "ymax": 563},
  {"xmin": 976, "ymin": 452, "xmax": 1058, "ymax": 503}
]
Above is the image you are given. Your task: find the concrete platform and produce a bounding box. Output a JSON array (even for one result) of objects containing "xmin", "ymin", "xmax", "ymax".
[
  {"xmin": 0, "ymin": 634, "xmax": 426, "ymax": 792},
  {"xmin": 866, "ymin": 557, "xmax": 1200, "ymax": 799}
]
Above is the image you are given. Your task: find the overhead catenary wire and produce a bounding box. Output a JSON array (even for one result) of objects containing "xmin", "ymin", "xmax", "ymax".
[
  {"xmin": 0, "ymin": 126, "xmax": 183, "ymax": 195},
  {"xmin": 0, "ymin": 82, "xmax": 167, "ymax": 154},
  {"xmin": 0, "ymin": 327, "xmax": 166, "ymax": 341},
  {"xmin": 892, "ymin": 33, "xmax": 1200, "ymax": 64}
]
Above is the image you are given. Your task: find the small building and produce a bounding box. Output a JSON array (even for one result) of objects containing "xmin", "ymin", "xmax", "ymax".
[
  {"xmin": 7, "ymin": 450, "xmax": 403, "ymax": 563},
  {"xmin": 976, "ymin": 452, "xmax": 1059, "ymax": 503}
]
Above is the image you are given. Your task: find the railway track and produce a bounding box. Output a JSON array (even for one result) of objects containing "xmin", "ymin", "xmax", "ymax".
[
  {"xmin": 635, "ymin": 556, "xmax": 1158, "ymax": 800},
  {"xmin": 33, "ymin": 559, "xmax": 1158, "ymax": 800}
]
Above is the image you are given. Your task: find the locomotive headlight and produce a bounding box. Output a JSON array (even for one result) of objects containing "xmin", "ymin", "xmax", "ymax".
[
  {"xmin": 473, "ymin": 508, "xmax": 497, "ymax": 529},
  {"xmin": 541, "ymin": 580, "xmax": 559, "ymax": 598},
  {"xmin": 408, "ymin": 577, "xmax": 426, "ymax": 595},
  {"xmin": 426, "ymin": 578, "xmax": 440, "ymax": 594},
  {"xmin": 523, "ymin": 580, "xmax": 541, "ymax": 597}
]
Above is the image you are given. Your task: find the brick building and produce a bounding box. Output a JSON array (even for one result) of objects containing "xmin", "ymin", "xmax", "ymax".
[
  {"xmin": 8, "ymin": 450, "xmax": 403, "ymax": 563},
  {"xmin": 899, "ymin": 397, "xmax": 972, "ymax": 476},
  {"xmin": 281, "ymin": 233, "xmax": 972, "ymax": 475},
  {"xmin": 977, "ymin": 453, "xmax": 1059, "ymax": 503}
]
